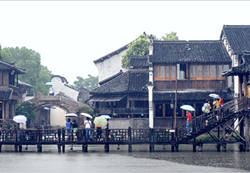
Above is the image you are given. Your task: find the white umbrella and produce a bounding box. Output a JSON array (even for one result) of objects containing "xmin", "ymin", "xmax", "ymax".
[
  {"xmin": 65, "ymin": 113, "xmax": 78, "ymax": 117},
  {"xmin": 45, "ymin": 82, "xmax": 54, "ymax": 86},
  {"xmin": 94, "ymin": 117, "xmax": 107, "ymax": 127},
  {"xmin": 13, "ymin": 115, "xmax": 27, "ymax": 123},
  {"xmin": 100, "ymin": 115, "xmax": 111, "ymax": 119},
  {"xmin": 80, "ymin": 113, "xmax": 93, "ymax": 119},
  {"xmin": 180, "ymin": 105, "xmax": 195, "ymax": 112},
  {"xmin": 209, "ymin": 93, "xmax": 221, "ymax": 99}
]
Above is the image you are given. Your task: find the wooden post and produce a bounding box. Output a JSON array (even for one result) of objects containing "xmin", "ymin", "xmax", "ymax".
[
  {"xmin": 82, "ymin": 145, "xmax": 88, "ymax": 152},
  {"xmin": 37, "ymin": 128, "xmax": 42, "ymax": 152},
  {"xmin": 19, "ymin": 145, "xmax": 22, "ymax": 152},
  {"xmin": 128, "ymin": 127, "xmax": 132, "ymax": 152},
  {"xmin": 217, "ymin": 126, "xmax": 220, "ymax": 152},
  {"xmin": 104, "ymin": 129, "xmax": 109, "ymax": 152},
  {"xmin": 57, "ymin": 144, "xmax": 61, "ymax": 153},
  {"xmin": 193, "ymin": 138, "xmax": 196, "ymax": 152},
  {"xmin": 245, "ymin": 115, "xmax": 249, "ymax": 152},
  {"xmin": 57, "ymin": 129, "xmax": 61, "ymax": 153},
  {"xmin": 171, "ymin": 145, "xmax": 175, "ymax": 152},
  {"xmin": 62, "ymin": 128, "xmax": 65, "ymax": 153},
  {"xmin": 239, "ymin": 116, "xmax": 244, "ymax": 151},
  {"xmin": 104, "ymin": 144, "xmax": 109, "ymax": 152},
  {"xmin": 149, "ymin": 128, "xmax": 154, "ymax": 152}
]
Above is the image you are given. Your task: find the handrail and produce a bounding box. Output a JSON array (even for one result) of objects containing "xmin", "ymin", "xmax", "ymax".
[{"xmin": 176, "ymin": 97, "xmax": 246, "ymax": 141}]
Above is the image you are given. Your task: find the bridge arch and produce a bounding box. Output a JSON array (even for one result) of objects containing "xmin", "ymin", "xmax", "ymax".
[{"xmin": 28, "ymin": 94, "xmax": 84, "ymax": 113}]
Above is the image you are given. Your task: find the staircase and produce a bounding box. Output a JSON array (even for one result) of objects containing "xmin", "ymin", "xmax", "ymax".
[{"xmin": 177, "ymin": 97, "xmax": 249, "ymax": 143}]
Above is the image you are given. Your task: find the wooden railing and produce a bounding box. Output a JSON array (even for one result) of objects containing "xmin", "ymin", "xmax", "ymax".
[
  {"xmin": 0, "ymin": 127, "xmax": 175, "ymax": 145},
  {"xmin": 176, "ymin": 97, "xmax": 247, "ymax": 141}
]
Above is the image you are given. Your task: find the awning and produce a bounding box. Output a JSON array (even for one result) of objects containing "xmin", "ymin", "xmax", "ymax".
[
  {"xmin": 88, "ymin": 95, "xmax": 125, "ymax": 102},
  {"xmin": 104, "ymin": 95, "xmax": 125, "ymax": 102}
]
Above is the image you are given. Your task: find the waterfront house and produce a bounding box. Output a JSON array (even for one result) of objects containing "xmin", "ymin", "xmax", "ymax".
[
  {"xmin": 89, "ymin": 38, "xmax": 233, "ymax": 129},
  {"xmin": 89, "ymin": 56, "xmax": 149, "ymax": 128},
  {"xmin": 220, "ymin": 25, "xmax": 250, "ymax": 97},
  {"xmin": 0, "ymin": 57, "xmax": 26, "ymax": 125},
  {"xmin": 148, "ymin": 39, "xmax": 232, "ymax": 128}
]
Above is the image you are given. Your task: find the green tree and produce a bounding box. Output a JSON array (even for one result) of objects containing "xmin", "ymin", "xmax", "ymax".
[
  {"xmin": 122, "ymin": 34, "xmax": 149, "ymax": 69},
  {"xmin": 161, "ymin": 31, "xmax": 179, "ymax": 41},
  {"xmin": 1, "ymin": 46, "xmax": 53, "ymax": 95},
  {"xmin": 15, "ymin": 101, "xmax": 36, "ymax": 128},
  {"xmin": 122, "ymin": 32, "xmax": 179, "ymax": 68},
  {"xmin": 73, "ymin": 75, "xmax": 98, "ymax": 91}
]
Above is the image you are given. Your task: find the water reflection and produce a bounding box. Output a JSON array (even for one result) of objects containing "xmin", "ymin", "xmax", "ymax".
[{"xmin": 0, "ymin": 144, "xmax": 248, "ymax": 172}]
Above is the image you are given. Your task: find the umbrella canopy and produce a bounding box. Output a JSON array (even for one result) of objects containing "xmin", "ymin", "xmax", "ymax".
[
  {"xmin": 180, "ymin": 105, "xmax": 195, "ymax": 112},
  {"xmin": 45, "ymin": 82, "xmax": 54, "ymax": 86},
  {"xmin": 80, "ymin": 113, "xmax": 93, "ymax": 119},
  {"xmin": 13, "ymin": 115, "xmax": 27, "ymax": 123},
  {"xmin": 100, "ymin": 115, "xmax": 111, "ymax": 119},
  {"xmin": 94, "ymin": 117, "xmax": 107, "ymax": 127},
  {"xmin": 209, "ymin": 93, "xmax": 221, "ymax": 99},
  {"xmin": 65, "ymin": 113, "xmax": 78, "ymax": 117}
]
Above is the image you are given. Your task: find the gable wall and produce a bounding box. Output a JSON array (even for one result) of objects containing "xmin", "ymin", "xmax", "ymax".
[
  {"xmin": 95, "ymin": 49, "xmax": 128, "ymax": 83},
  {"xmin": 222, "ymin": 33, "xmax": 238, "ymax": 97},
  {"xmin": 51, "ymin": 76, "xmax": 79, "ymax": 100}
]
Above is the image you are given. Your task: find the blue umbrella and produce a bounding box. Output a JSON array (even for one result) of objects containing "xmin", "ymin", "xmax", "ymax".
[
  {"xmin": 100, "ymin": 115, "xmax": 111, "ymax": 119},
  {"xmin": 45, "ymin": 82, "xmax": 54, "ymax": 86}
]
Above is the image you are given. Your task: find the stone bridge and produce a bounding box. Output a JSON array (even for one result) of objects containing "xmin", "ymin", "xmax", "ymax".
[{"xmin": 28, "ymin": 93, "xmax": 84, "ymax": 113}]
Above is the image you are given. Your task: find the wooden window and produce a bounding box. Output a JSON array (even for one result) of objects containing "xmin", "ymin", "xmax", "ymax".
[
  {"xmin": 154, "ymin": 65, "xmax": 177, "ymax": 80},
  {"xmin": 210, "ymin": 65, "xmax": 216, "ymax": 78},
  {"xmin": 217, "ymin": 65, "xmax": 223, "ymax": 78},
  {"xmin": 204, "ymin": 65, "xmax": 209, "ymax": 78},
  {"xmin": 190, "ymin": 65, "xmax": 196, "ymax": 78},
  {"xmin": 166, "ymin": 66, "xmax": 170, "ymax": 78},
  {"xmin": 171, "ymin": 65, "xmax": 176, "ymax": 78},
  {"xmin": 160, "ymin": 66, "xmax": 165, "ymax": 78},
  {"xmin": 155, "ymin": 66, "xmax": 159, "ymax": 78},
  {"xmin": 197, "ymin": 65, "xmax": 203, "ymax": 78},
  {"xmin": 217, "ymin": 64, "xmax": 230, "ymax": 79},
  {"xmin": 190, "ymin": 64, "xmax": 229, "ymax": 80}
]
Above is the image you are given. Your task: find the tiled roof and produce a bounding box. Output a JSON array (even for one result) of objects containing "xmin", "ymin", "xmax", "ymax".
[
  {"xmin": 99, "ymin": 70, "xmax": 123, "ymax": 85},
  {"xmin": 90, "ymin": 69, "xmax": 149, "ymax": 94},
  {"xmin": 221, "ymin": 25, "xmax": 250, "ymax": 55},
  {"xmin": 129, "ymin": 56, "xmax": 149, "ymax": 69},
  {"xmin": 93, "ymin": 37, "xmax": 139, "ymax": 64},
  {"xmin": 149, "ymin": 40, "xmax": 231, "ymax": 64},
  {"xmin": 0, "ymin": 87, "xmax": 13, "ymax": 100},
  {"xmin": 0, "ymin": 60, "xmax": 26, "ymax": 74},
  {"xmin": 223, "ymin": 51, "xmax": 250, "ymax": 76}
]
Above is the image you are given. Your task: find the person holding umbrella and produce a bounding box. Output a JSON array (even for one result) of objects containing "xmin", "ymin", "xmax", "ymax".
[
  {"xmin": 186, "ymin": 110, "xmax": 192, "ymax": 136},
  {"xmin": 213, "ymin": 99, "xmax": 221, "ymax": 121}
]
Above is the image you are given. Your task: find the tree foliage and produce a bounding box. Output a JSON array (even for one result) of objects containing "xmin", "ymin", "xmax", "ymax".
[
  {"xmin": 122, "ymin": 34, "xmax": 149, "ymax": 69},
  {"xmin": 15, "ymin": 101, "xmax": 36, "ymax": 128},
  {"xmin": 122, "ymin": 32, "xmax": 179, "ymax": 68},
  {"xmin": 161, "ymin": 32, "xmax": 179, "ymax": 41},
  {"xmin": 0, "ymin": 46, "xmax": 53, "ymax": 95},
  {"xmin": 73, "ymin": 74, "xmax": 98, "ymax": 91}
]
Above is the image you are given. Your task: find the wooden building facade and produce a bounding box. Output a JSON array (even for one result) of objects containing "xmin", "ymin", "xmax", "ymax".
[
  {"xmin": 88, "ymin": 39, "xmax": 233, "ymax": 129},
  {"xmin": 0, "ymin": 58, "xmax": 26, "ymax": 124},
  {"xmin": 149, "ymin": 39, "xmax": 233, "ymax": 128}
]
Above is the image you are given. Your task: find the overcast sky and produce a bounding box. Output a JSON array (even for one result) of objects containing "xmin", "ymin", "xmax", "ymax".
[{"xmin": 1, "ymin": 1, "xmax": 250, "ymax": 84}]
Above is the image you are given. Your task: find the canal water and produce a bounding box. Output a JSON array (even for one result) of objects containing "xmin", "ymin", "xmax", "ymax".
[{"xmin": 0, "ymin": 144, "xmax": 249, "ymax": 173}]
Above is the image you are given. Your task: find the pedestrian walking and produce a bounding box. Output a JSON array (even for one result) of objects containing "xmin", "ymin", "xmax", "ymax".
[{"xmin": 186, "ymin": 111, "xmax": 192, "ymax": 135}]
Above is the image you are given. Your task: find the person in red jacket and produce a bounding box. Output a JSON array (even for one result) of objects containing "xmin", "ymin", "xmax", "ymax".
[{"xmin": 186, "ymin": 111, "xmax": 192, "ymax": 136}]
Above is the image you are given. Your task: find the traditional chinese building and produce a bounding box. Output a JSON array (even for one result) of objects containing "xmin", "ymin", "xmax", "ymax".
[{"xmin": 0, "ymin": 57, "xmax": 26, "ymax": 124}]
